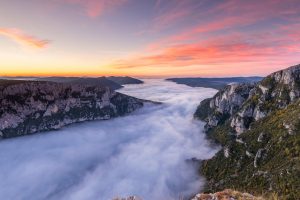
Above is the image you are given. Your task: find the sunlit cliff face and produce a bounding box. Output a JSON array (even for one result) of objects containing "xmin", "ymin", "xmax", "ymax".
[{"xmin": 0, "ymin": 0, "xmax": 300, "ymax": 77}]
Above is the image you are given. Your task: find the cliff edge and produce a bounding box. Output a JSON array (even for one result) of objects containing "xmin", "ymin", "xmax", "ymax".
[
  {"xmin": 195, "ymin": 64, "xmax": 300, "ymax": 199},
  {"xmin": 0, "ymin": 80, "xmax": 144, "ymax": 138}
]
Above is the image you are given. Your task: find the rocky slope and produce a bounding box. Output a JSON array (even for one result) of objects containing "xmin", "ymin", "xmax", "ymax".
[
  {"xmin": 194, "ymin": 64, "xmax": 300, "ymax": 199},
  {"xmin": 195, "ymin": 64, "xmax": 300, "ymax": 135},
  {"xmin": 0, "ymin": 80, "xmax": 144, "ymax": 138}
]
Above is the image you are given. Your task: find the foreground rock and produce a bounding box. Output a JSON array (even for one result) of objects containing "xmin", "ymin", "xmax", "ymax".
[
  {"xmin": 195, "ymin": 64, "xmax": 300, "ymax": 199},
  {"xmin": 113, "ymin": 190, "xmax": 263, "ymax": 200},
  {"xmin": 0, "ymin": 80, "xmax": 145, "ymax": 138},
  {"xmin": 192, "ymin": 189, "xmax": 263, "ymax": 200}
]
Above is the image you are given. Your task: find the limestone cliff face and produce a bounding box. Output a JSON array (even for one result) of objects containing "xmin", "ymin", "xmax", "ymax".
[
  {"xmin": 194, "ymin": 83, "xmax": 254, "ymax": 131},
  {"xmin": 195, "ymin": 64, "xmax": 300, "ymax": 134},
  {"xmin": 0, "ymin": 81, "xmax": 144, "ymax": 138},
  {"xmin": 195, "ymin": 64, "xmax": 300, "ymax": 199}
]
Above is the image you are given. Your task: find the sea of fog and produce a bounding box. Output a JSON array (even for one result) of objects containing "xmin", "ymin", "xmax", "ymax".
[{"xmin": 0, "ymin": 79, "xmax": 219, "ymax": 200}]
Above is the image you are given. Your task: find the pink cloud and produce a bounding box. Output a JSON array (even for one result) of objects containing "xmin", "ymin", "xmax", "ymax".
[
  {"xmin": 63, "ymin": 0, "xmax": 128, "ymax": 18},
  {"xmin": 145, "ymin": 0, "xmax": 300, "ymax": 46},
  {"xmin": 112, "ymin": 27, "xmax": 300, "ymax": 75},
  {"xmin": 127, "ymin": 0, "xmax": 300, "ymax": 71},
  {"xmin": 0, "ymin": 28, "xmax": 50, "ymax": 49}
]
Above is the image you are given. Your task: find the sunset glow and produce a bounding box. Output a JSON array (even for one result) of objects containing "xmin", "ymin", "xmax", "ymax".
[{"xmin": 1, "ymin": 0, "xmax": 299, "ymax": 77}]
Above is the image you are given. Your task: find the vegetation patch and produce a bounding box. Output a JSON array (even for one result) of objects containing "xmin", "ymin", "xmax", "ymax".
[{"xmin": 200, "ymin": 101, "xmax": 300, "ymax": 200}]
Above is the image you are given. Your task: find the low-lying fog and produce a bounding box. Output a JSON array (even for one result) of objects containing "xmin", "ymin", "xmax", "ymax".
[{"xmin": 0, "ymin": 79, "xmax": 219, "ymax": 200}]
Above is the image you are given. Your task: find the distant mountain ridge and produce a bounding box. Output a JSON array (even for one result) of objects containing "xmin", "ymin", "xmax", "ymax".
[
  {"xmin": 167, "ymin": 77, "xmax": 263, "ymax": 90},
  {"xmin": 0, "ymin": 76, "xmax": 144, "ymax": 90},
  {"xmin": 37, "ymin": 76, "xmax": 144, "ymax": 90},
  {"xmin": 107, "ymin": 76, "xmax": 144, "ymax": 85},
  {"xmin": 0, "ymin": 80, "xmax": 145, "ymax": 138},
  {"xmin": 194, "ymin": 64, "xmax": 300, "ymax": 199}
]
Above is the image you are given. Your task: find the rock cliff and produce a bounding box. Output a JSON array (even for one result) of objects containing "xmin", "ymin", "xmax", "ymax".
[
  {"xmin": 194, "ymin": 64, "xmax": 300, "ymax": 199},
  {"xmin": 195, "ymin": 64, "xmax": 300, "ymax": 135},
  {"xmin": 0, "ymin": 80, "xmax": 144, "ymax": 138}
]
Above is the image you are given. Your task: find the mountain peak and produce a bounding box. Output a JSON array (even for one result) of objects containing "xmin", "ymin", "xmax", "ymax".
[
  {"xmin": 195, "ymin": 64, "xmax": 300, "ymax": 134},
  {"xmin": 269, "ymin": 63, "xmax": 300, "ymax": 85}
]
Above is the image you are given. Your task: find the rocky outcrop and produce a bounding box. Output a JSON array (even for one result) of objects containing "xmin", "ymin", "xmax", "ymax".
[
  {"xmin": 0, "ymin": 81, "xmax": 144, "ymax": 138},
  {"xmin": 229, "ymin": 65, "xmax": 300, "ymax": 134},
  {"xmin": 191, "ymin": 189, "xmax": 263, "ymax": 200},
  {"xmin": 195, "ymin": 64, "xmax": 300, "ymax": 199},
  {"xmin": 196, "ymin": 64, "xmax": 300, "ymax": 135},
  {"xmin": 194, "ymin": 83, "xmax": 254, "ymax": 131}
]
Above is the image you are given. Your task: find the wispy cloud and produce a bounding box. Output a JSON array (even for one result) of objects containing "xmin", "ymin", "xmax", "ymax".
[
  {"xmin": 63, "ymin": 0, "xmax": 128, "ymax": 18},
  {"xmin": 148, "ymin": 0, "xmax": 300, "ymax": 47},
  {"xmin": 137, "ymin": 0, "xmax": 198, "ymax": 35},
  {"xmin": 114, "ymin": 0, "xmax": 300, "ymax": 75},
  {"xmin": 114, "ymin": 30, "xmax": 300, "ymax": 74},
  {"xmin": 0, "ymin": 28, "xmax": 50, "ymax": 49},
  {"xmin": 113, "ymin": 34, "xmax": 281, "ymax": 68}
]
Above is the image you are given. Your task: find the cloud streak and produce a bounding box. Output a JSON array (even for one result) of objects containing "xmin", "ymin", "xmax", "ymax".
[
  {"xmin": 137, "ymin": 0, "xmax": 202, "ymax": 35},
  {"xmin": 113, "ymin": 31, "xmax": 300, "ymax": 69},
  {"xmin": 113, "ymin": 0, "xmax": 300, "ymax": 76},
  {"xmin": 0, "ymin": 28, "xmax": 50, "ymax": 49}
]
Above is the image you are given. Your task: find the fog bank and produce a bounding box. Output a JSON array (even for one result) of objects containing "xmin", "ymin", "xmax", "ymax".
[{"xmin": 0, "ymin": 79, "xmax": 219, "ymax": 200}]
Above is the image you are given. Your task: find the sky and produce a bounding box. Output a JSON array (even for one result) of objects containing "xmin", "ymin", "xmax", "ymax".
[{"xmin": 0, "ymin": 0, "xmax": 299, "ymax": 77}]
